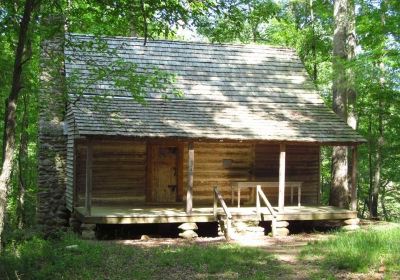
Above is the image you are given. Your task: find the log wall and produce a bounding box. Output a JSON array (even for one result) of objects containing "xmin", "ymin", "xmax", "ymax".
[
  {"xmin": 75, "ymin": 139, "xmax": 146, "ymax": 205},
  {"xmin": 183, "ymin": 142, "xmax": 254, "ymax": 204},
  {"xmin": 73, "ymin": 139, "xmax": 320, "ymax": 207},
  {"xmin": 253, "ymin": 144, "xmax": 320, "ymax": 205},
  {"xmin": 183, "ymin": 142, "xmax": 320, "ymax": 205}
]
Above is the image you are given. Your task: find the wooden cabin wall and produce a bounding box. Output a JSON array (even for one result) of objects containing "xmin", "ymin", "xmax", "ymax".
[
  {"xmin": 75, "ymin": 139, "xmax": 146, "ymax": 206},
  {"xmin": 182, "ymin": 142, "xmax": 320, "ymax": 206},
  {"xmin": 254, "ymin": 144, "xmax": 320, "ymax": 205},
  {"xmin": 183, "ymin": 142, "xmax": 254, "ymax": 204},
  {"xmin": 73, "ymin": 139, "xmax": 319, "ymax": 208}
]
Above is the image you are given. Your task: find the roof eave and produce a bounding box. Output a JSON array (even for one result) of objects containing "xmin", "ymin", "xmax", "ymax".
[{"xmin": 75, "ymin": 133, "xmax": 367, "ymax": 146}]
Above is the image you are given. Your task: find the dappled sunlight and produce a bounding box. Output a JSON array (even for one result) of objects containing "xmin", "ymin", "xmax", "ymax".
[
  {"xmin": 76, "ymin": 205, "xmax": 356, "ymax": 217},
  {"xmin": 116, "ymin": 236, "xmax": 226, "ymax": 248},
  {"xmin": 66, "ymin": 34, "xmax": 364, "ymax": 144}
]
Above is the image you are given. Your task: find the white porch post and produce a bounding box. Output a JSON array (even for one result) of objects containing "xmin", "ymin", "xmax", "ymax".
[{"xmin": 278, "ymin": 143, "xmax": 286, "ymax": 212}]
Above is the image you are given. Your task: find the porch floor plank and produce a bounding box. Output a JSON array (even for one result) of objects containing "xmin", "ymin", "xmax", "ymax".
[{"xmin": 74, "ymin": 205, "xmax": 357, "ymax": 224}]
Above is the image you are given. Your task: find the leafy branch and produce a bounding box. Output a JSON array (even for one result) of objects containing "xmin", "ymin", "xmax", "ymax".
[{"xmin": 64, "ymin": 35, "xmax": 183, "ymax": 108}]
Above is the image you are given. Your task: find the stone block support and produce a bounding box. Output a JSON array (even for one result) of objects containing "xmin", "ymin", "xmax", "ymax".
[
  {"xmin": 275, "ymin": 220, "xmax": 289, "ymax": 237},
  {"xmin": 342, "ymin": 218, "xmax": 360, "ymax": 231},
  {"xmin": 81, "ymin": 223, "xmax": 96, "ymax": 240},
  {"xmin": 178, "ymin": 222, "xmax": 198, "ymax": 239}
]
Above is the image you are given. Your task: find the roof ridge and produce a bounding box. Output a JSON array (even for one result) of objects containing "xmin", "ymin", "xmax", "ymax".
[{"xmin": 66, "ymin": 32, "xmax": 296, "ymax": 52}]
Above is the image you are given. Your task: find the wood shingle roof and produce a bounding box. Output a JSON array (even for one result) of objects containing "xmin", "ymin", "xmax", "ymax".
[{"xmin": 65, "ymin": 34, "xmax": 365, "ymax": 144}]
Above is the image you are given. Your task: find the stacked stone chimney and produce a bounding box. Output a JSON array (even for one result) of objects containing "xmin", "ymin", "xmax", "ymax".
[{"xmin": 37, "ymin": 17, "xmax": 69, "ymax": 236}]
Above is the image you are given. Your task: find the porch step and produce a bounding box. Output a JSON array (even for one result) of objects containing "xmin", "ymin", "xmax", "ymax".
[
  {"xmin": 218, "ymin": 220, "xmax": 265, "ymax": 239},
  {"xmin": 231, "ymin": 220, "xmax": 265, "ymax": 239}
]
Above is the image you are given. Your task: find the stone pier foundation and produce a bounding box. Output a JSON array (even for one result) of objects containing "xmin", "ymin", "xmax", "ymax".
[
  {"xmin": 275, "ymin": 220, "xmax": 290, "ymax": 236},
  {"xmin": 342, "ymin": 218, "xmax": 360, "ymax": 231},
  {"xmin": 178, "ymin": 223, "xmax": 198, "ymax": 239},
  {"xmin": 81, "ymin": 224, "xmax": 96, "ymax": 240}
]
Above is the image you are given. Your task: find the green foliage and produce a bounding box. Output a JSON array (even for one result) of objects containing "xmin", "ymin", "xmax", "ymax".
[
  {"xmin": 300, "ymin": 226, "xmax": 400, "ymax": 277},
  {"xmin": 1, "ymin": 0, "xmax": 199, "ymax": 239},
  {"xmin": 0, "ymin": 232, "xmax": 291, "ymax": 280},
  {"xmin": 0, "ymin": 0, "xmax": 40, "ymax": 230},
  {"xmin": 320, "ymin": 146, "xmax": 332, "ymax": 204},
  {"xmin": 196, "ymin": 0, "xmax": 280, "ymax": 43},
  {"xmin": 65, "ymin": 0, "xmax": 214, "ymax": 39},
  {"xmin": 354, "ymin": 0, "xmax": 400, "ymax": 220},
  {"xmin": 1, "ymin": 0, "xmax": 399, "ymax": 244},
  {"xmin": 65, "ymin": 37, "xmax": 183, "ymax": 105},
  {"xmin": 197, "ymin": 0, "xmax": 400, "ymax": 220}
]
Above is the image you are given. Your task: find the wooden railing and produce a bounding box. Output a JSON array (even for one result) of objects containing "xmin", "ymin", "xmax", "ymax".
[
  {"xmin": 213, "ymin": 186, "xmax": 232, "ymax": 240},
  {"xmin": 256, "ymin": 185, "xmax": 277, "ymax": 237}
]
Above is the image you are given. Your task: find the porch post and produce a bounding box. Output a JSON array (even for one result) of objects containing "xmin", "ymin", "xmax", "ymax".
[
  {"xmin": 186, "ymin": 142, "xmax": 194, "ymax": 214},
  {"xmin": 85, "ymin": 140, "xmax": 93, "ymax": 216},
  {"xmin": 350, "ymin": 145, "xmax": 358, "ymax": 211},
  {"xmin": 278, "ymin": 143, "xmax": 286, "ymax": 212}
]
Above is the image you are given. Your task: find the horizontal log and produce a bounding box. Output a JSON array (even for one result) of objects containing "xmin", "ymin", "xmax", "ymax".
[
  {"xmin": 91, "ymin": 168, "xmax": 146, "ymax": 173},
  {"xmin": 73, "ymin": 140, "xmax": 320, "ymax": 206},
  {"xmin": 90, "ymin": 190, "xmax": 145, "ymax": 196}
]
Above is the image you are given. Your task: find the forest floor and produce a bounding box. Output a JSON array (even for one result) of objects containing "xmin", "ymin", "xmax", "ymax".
[
  {"xmin": 1, "ymin": 220, "xmax": 399, "ymax": 279},
  {"xmin": 115, "ymin": 220, "xmax": 400, "ymax": 280}
]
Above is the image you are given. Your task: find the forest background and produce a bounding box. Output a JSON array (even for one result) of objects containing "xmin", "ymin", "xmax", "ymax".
[{"xmin": 0, "ymin": 0, "xmax": 399, "ymax": 243}]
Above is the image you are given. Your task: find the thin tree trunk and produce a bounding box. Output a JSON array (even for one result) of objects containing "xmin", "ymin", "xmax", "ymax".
[
  {"xmin": 370, "ymin": 0, "xmax": 387, "ymax": 218},
  {"xmin": 0, "ymin": 0, "xmax": 36, "ymax": 250},
  {"xmin": 140, "ymin": 0, "xmax": 148, "ymax": 45},
  {"xmin": 380, "ymin": 182, "xmax": 388, "ymax": 220},
  {"xmin": 330, "ymin": 0, "xmax": 349, "ymax": 208},
  {"xmin": 252, "ymin": 26, "xmax": 257, "ymax": 43},
  {"xmin": 310, "ymin": 0, "xmax": 317, "ymax": 84},
  {"xmin": 370, "ymin": 87, "xmax": 384, "ymax": 218},
  {"xmin": 361, "ymin": 198, "xmax": 367, "ymax": 218},
  {"xmin": 16, "ymin": 92, "xmax": 29, "ymax": 229},
  {"xmin": 368, "ymin": 115, "xmax": 373, "ymax": 215}
]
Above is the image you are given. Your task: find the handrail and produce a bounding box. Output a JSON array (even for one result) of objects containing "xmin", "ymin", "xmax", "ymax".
[
  {"xmin": 213, "ymin": 186, "xmax": 232, "ymax": 219},
  {"xmin": 256, "ymin": 185, "xmax": 277, "ymax": 237},
  {"xmin": 256, "ymin": 185, "xmax": 277, "ymax": 218},
  {"xmin": 213, "ymin": 186, "xmax": 232, "ymax": 240}
]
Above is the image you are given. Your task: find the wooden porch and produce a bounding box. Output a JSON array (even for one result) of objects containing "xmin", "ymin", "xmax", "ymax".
[
  {"xmin": 72, "ymin": 139, "xmax": 359, "ymax": 237},
  {"xmin": 75, "ymin": 205, "xmax": 357, "ymax": 225}
]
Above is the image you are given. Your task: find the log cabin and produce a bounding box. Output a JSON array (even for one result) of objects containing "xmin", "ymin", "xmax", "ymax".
[{"xmin": 39, "ymin": 33, "xmax": 365, "ymax": 238}]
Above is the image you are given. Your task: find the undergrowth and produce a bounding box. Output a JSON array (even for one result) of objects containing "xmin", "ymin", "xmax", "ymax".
[
  {"xmin": 0, "ymin": 232, "xmax": 290, "ymax": 280},
  {"xmin": 300, "ymin": 226, "xmax": 400, "ymax": 278}
]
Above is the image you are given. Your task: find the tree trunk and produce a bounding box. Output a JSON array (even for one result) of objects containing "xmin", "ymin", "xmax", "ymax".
[
  {"xmin": 346, "ymin": 0, "xmax": 357, "ymax": 210},
  {"xmin": 369, "ymin": 0, "xmax": 387, "ymax": 218},
  {"xmin": 380, "ymin": 182, "xmax": 388, "ymax": 220},
  {"xmin": 140, "ymin": 0, "xmax": 148, "ymax": 45},
  {"xmin": 368, "ymin": 115, "xmax": 373, "ymax": 214},
  {"xmin": 370, "ymin": 81, "xmax": 384, "ymax": 218},
  {"xmin": 330, "ymin": 0, "xmax": 349, "ymax": 208},
  {"xmin": 0, "ymin": 0, "xmax": 36, "ymax": 250},
  {"xmin": 16, "ymin": 92, "xmax": 29, "ymax": 229},
  {"xmin": 310, "ymin": 0, "xmax": 317, "ymax": 84},
  {"xmin": 346, "ymin": 0, "xmax": 357, "ymax": 131}
]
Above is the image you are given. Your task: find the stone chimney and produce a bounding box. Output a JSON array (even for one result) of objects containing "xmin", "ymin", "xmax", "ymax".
[{"xmin": 37, "ymin": 16, "xmax": 69, "ymax": 236}]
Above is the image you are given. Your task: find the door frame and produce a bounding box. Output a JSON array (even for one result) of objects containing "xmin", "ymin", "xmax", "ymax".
[{"xmin": 146, "ymin": 141, "xmax": 184, "ymax": 203}]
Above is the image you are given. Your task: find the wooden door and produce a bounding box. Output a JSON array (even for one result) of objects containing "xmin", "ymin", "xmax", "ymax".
[{"xmin": 152, "ymin": 146, "xmax": 178, "ymax": 202}]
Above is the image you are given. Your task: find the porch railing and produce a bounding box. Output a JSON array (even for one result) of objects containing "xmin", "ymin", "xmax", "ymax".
[
  {"xmin": 213, "ymin": 186, "xmax": 232, "ymax": 240},
  {"xmin": 256, "ymin": 185, "xmax": 277, "ymax": 237}
]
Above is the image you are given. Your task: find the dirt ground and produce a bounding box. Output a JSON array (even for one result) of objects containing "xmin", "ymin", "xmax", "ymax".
[{"xmin": 113, "ymin": 220, "xmax": 399, "ymax": 280}]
